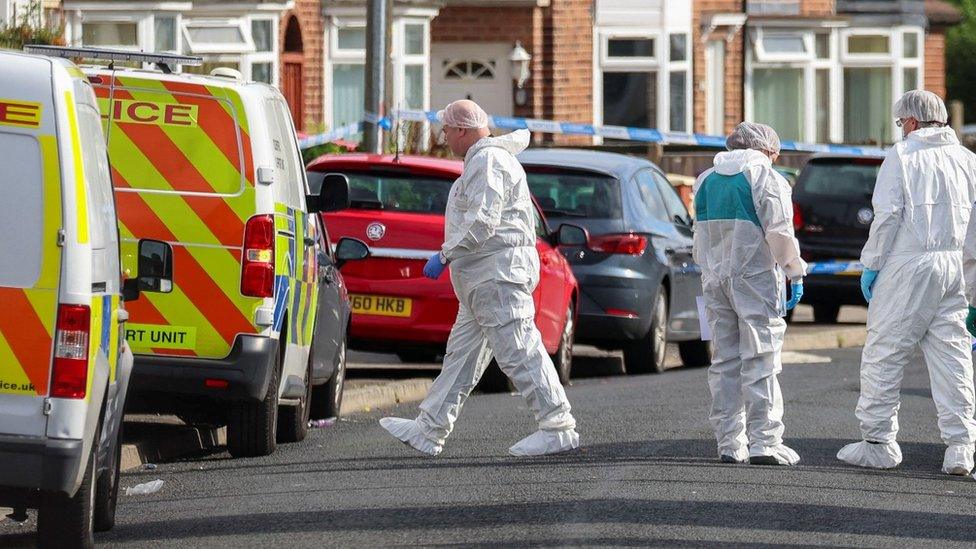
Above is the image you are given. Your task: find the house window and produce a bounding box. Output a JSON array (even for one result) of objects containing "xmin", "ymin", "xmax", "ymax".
[
  {"xmin": 608, "ymin": 38, "xmax": 654, "ymax": 58},
  {"xmin": 82, "ymin": 22, "xmax": 138, "ymax": 47},
  {"xmin": 903, "ymin": 67, "xmax": 918, "ymax": 92},
  {"xmin": 337, "ymin": 27, "xmax": 366, "ymax": 51},
  {"xmin": 753, "ymin": 68, "xmax": 804, "ymax": 141},
  {"xmin": 847, "ymin": 34, "xmax": 889, "ymax": 55},
  {"xmin": 844, "ymin": 67, "xmax": 891, "ymax": 144},
  {"xmin": 815, "ymin": 33, "xmax": 829, "ymax": 59},
  {"xmin": 669, "ymin": 71, "xmax": 686, "ymax": 132},
  {"xmin": 405, "ymin": 23, "xmax": 424, "ymax": 56},
  {"xmin": 816, "ymin": 69, "xmax": 830, "ymax": 143},
  {"xmin": 903, "ymin": 31, "xmax": 919, "ymax": 58},
  {"xmin": 443, "ymin": 60, "xmax": 495, "ymax": 80},
  {"xmin": 404, "ymin": 65, "xmax": 424, "ymax": 109},
  {"xmin": 603, "ymin": 72, "xmax": 656, "ymax": 128},
  {"xmin": 252, "ymin": 62, "xmax": 272, "ymax": 84},
  {"xmin": 763, "ymin": 34, "xmax": 806, "ymax": 55},
  {"xmin": 154, "ymin": 16, "xmax": 177, "ymax": 52},
  {"xmin": 333, "ymin": 64, "xmax": 365, "ymax": 127},
  {"xmin": 252, "ymin": 19, "xmax": 273, "ymax": 52},
  {"xmin": 669, "ymin": 34, "xmax": 686, "ymax": 62},
  {"xmin": 182, "ymin": 20, "xmax": 252, "ymax": 54}
]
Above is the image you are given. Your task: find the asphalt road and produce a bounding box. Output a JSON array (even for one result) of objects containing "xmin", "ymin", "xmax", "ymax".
[{"xmin": 4, "ymin": 343, "xmax": 976, "ymax": 548}]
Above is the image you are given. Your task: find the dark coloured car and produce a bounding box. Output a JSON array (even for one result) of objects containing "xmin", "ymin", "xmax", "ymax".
[
  {"xmin": 518, "ymin": 149, "xmax": 709, "ymax": 374},
  {"xmin": 791, "ymin": 153, "xmax": 885, "ymax": 323}
]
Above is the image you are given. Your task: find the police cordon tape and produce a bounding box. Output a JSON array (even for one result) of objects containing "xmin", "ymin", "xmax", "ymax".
[{"xmin": 298, "ymin": 109, "xmax": 887, "ymax": 157}]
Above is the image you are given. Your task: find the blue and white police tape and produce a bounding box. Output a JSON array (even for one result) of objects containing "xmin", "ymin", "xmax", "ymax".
[
  {"xmin": 806, "ymin": 261, "xmax": 864, "ymax": 276},
  {"xmin": 299, "ymin": 109, "xmax": 887, "ymax": 157},
  {"xmin": 299, "ymin": 122, "xmax": 363, "ymax": 149}
]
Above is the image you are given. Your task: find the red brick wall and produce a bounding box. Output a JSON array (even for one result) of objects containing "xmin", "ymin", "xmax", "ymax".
[
  {"xmin": 693, "ymin": 1, "xmax": 745, "ymax": 135},
  {"xmin": 279, "ymin": 0, "xmax": 324, "ymax": 131},
  {"xmin": 800, "ymin": 0, "xmax": 834, "ymax": 16},
  {"xmin": 924, "ymin": 29, "xmax": 947, "ymax": 98},
  {"xmin": 541, "ymin": 0, "xmax": 593, "ymax": 144}
]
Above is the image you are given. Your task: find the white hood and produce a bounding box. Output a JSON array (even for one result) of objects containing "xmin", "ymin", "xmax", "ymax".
[
  {"xmin": 465, "ymin": 129, "xmax": 531, "ymax": 162},
  {"xmin": 904, "ymin": 126, "xmax": 959, "ymax": 150},
  {"xmin": 712, "ymin": 148, "xmax": 771, "ymax": 176}
]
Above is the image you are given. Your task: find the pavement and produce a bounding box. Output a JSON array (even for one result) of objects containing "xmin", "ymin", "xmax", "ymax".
[{"xmin": 5, "ymin": 343, "xmax": 974, "ymax": 547}]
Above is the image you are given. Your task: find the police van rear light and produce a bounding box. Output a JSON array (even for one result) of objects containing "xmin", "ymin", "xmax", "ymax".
[
  {"xmin": 52, "ymin": 304, "xmax": 91, "ymax": 399},
  {"xmin": 242, "ymin": 214, "xmax": 275, "ymax": 298}
]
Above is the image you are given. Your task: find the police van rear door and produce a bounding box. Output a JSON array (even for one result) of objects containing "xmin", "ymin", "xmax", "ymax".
[{"xmin": 0, "ymin": 53, "xmax": 63, "ymax": 437}]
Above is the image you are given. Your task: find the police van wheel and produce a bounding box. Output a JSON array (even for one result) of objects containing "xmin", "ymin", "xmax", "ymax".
[
  {"xmin": 38, "ymin": 428, "xmax": 97, "ymax": 548},
  {"xmin": 93, "ymin": 421, "xmax": 122, "ymax": 532},
  {"xmin": 228, "ymin": 359, "xmax": 280, "ymax": 458},
  {"xmin": 278, "ymin": 355, "xmax": 313, "ymax": 443}
]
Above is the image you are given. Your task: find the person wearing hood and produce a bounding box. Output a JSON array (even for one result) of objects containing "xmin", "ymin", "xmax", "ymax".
[
  {"xmin": 838, "ymin": 90, "xmax": 976, "ymax": 474},
  {"xmin": 693, "ymin": 121, "xmax": 807, "ymax": 466},
  {"xmin": 379, "ymin": 100, "xmax": 580, "ymax": 457}
]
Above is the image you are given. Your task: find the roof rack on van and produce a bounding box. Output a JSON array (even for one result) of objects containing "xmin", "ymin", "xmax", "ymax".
[{"xmin": 23, "ymin": 45, "xmax": 202, "ymax": 74}]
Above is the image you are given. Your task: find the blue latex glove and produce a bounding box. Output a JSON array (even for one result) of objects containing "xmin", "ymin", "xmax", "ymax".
[
  {"xmin": 423, "ymin": 253, "xmax": 446, "ymax": 279},
  {"xmin": 861, "ymin": 268, "xmax": 879, "ymax": 303},
  {"xmin": 967, "ymin": 306, "xmax": 976, "ymax": 338},
  {"xmin": 785, "ymin": 280, "xmax": 804, "ymax": 311}
]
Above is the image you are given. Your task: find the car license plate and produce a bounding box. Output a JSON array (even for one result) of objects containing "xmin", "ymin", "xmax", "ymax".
[{"xmin": 350, "ymin": 294, "xmax": 412, "ymax": 317}]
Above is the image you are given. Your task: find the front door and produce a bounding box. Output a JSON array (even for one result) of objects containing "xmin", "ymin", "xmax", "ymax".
[
  {"xmin": 431, "ymin": 43, "xmax": 512, "ymax": 118},
  {"xmin": 282, "ymin": 52, "xmax": 304, "ymax": 131}
]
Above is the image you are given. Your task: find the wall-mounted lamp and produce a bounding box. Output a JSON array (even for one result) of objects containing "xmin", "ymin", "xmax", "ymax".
[{"xmin": 510, "ymin": 41, "xmax": 531, "ymax": 106}]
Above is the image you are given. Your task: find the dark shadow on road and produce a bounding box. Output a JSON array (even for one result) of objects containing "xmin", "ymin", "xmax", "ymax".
[{"xmin": 100, "ymin": 497, "xmax": 976, "ymax": 543}]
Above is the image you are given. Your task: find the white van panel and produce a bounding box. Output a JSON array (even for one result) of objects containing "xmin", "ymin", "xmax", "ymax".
[{"xmin": 0, "ymin": 132, "xmax": 44, "ymax": 288}]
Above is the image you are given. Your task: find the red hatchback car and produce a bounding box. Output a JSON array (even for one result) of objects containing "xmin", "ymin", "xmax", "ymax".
[{"xmin": 306, "ymin": 154, "xmax": 580, "ymax": 384}]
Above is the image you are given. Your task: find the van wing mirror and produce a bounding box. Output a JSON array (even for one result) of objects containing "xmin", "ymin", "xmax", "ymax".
[
  {"xmin": 307, "ymin": 173, "xmax": 351, "ymax": 213},
  {"xmin": 136, "ymin": 239, "xmax": 174, "ymax": 294},
  {"xmin": 556, "ymin": 223, "xmax": 588, "ymax": 247}
]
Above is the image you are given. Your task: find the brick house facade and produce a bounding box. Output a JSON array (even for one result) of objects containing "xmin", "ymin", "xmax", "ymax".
[
  {"xmin": 299, "ymin": 0, "xmax": 960, "ymax": 148},
  {"xmin": 429, "ymin": 0, "xmax": 592, "ymax": 144},
  {"xmin": 279, "ymin": 0, "xmax": 324, "ymax": 131}
]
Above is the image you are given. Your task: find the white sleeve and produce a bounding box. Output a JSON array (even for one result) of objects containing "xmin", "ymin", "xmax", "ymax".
[
  {"xmin": 750, "ymin": 165, "xmax": 807, "ymax": 280},
  {"xmin": 964, "ymin": 156, "xmax": 976, "ymax": 304},
  {"xmin": 859, "ymin": 151, "xmax": 905, "ymax": 271},
  {"xmin": 441, "ymin": 151, "xmax": 505, "ymax": 261}
]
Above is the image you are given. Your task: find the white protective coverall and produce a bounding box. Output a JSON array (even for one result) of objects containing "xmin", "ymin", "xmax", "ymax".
[
  {"xmin": 837, "ymin": 126, "xmax": 976, "ymax": 473},
  {"xmin": 380, "ymin": 129, "xmax": 579, "ymax": 457},
  {"xmin": 693, "ymin": 148, "xmax": 807, "ymax": 464}
]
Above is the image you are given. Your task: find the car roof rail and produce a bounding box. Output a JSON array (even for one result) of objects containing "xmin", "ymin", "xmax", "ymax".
[{"xmin": 22, "ymin": 45, "xmax": 202, "ymax": 74}]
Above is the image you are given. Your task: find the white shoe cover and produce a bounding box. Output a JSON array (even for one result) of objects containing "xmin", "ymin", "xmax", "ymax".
[
  {"xmin": 942, "ymin": 444, "xmax": 975, "ymax": 476},
  {"xmin": 750, "ymin": 444, "xmax": 801, "ymax": 465},
  {"xmin": 719, "ymin": 446, "xmax": 749, "ymax": 463},
  {"xmin": 837, "ymin": 440, "xmax": 902, "ymax": 469},
  {"xmin": 509, "ymin": 429, "xmax": 580, "ymax": 457},
  {"xmin": 379, "ymin": 417, "xmax": 443, "ymax": 456}
]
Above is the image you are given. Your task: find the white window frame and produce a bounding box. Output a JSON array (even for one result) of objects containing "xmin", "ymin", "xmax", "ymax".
[
  {"xmin": 151, "ymin": 13, "xmax": 182, "ymax": 54},
  {"xmin": 839, "ymin": 26, "xmax": 924, "ymax": 142},
  {"xmin": 330, "ymin": 19, "xmax": 366, "ymax": 60},
  {"xmin": 245, "ymin": 15, "xmax": 277, "ymax": 86},
  {"xmin": 746, "ymin": 27, "xmax": 837, "ymax": 144},
  {"xmin": 750, "ymin": 28, "xmax": 813, "ymax": 63},
  {"xmin": 395, "ymin": 17, "xmax": 429, "ymax": 113},
  {"xmin": 600, "ymin": 30, "xmax": 660, "ymax": 69},
  {"xmin": 78, "ymin": 13, "xmax": 148, "ymax": 50},
  {"xmin": 182, "ymin": 18, "xmax": 254, "ymax": 55},
  {"xmin": 593, "ymin": 25, "xmax": 691, "ymax": 136},
  {"xmin": 325, "ymin": 14, "xmax": 432, "ymax": 128}
]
